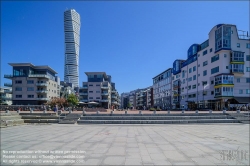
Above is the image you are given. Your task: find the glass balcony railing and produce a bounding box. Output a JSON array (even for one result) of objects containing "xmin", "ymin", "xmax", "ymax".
[
  {"xmin": 4, "ymin": 83, "xmax": 12, "ymax": 87},
  {"xmin": 36, "ymin": 83, "xmax": 48, "ymax": 86},
  {"xmin": 4, "ymin": 75, "xmax": 13, "ymax": 79},
  {"xmin": 1, "ymin": 96, "xmax": 12, "ymax": 100},
  {"xmin": 79, "ymin": 92, "xmax": 88, "ymax": 95},
  {"xmin": 37, "ymin": 98, "xmax": 49, "ymax": 100},
  {"xmin": 101, "ymin": 92, "xmax": 109, "ymax": 95},
  {"xmin": 29, "ymin": 74, "xmax": 50, "ymax": 79},
  {"xmin": 100, "ymin": 99, "xmax": 109, "ymax": 102},
  {"xmin": 4, "ymin": 89, "xmax": 12, "ymax": 93},
  {"xmin": 37, "ymin": 90, "xmax": 48, "ymax": 93}
]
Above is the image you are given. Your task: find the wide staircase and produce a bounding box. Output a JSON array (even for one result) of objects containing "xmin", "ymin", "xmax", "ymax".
[
  {"xmin": 0, "ymin": 112, "xmax": 24, "ymax": 127},
  {"xmin": 20, "ymin": 113, "xmax": 60, "ymax": 123},
  {"xmin": 77, "ymin": 113, "xmax": 241, "ymax": 124},
  {"xmin": 58, "ymin": 113, "xmax": 81, "ymax": 124}
]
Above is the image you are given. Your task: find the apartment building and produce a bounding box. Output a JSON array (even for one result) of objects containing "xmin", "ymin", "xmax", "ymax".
[
  {"xmin": 177, "ymin": 24, "xmax": 250, "ymax": 110},
  {"xmin": 4, "ymin": 63, "xmax": 60, "ymax": 105},
  {"xmin": 79, "ymin": 72, "xmax": 120, "ymax": 109},
  {"xmin": 120, "ymin": 92, "xmax": 130, "ymax": 109},
  {"xmin": 152, "ymin": 68, "xmax": 172, "ymax": 110},
  {"xmin": 0, "ymin": 87, "xmax": 12, "ymax": 105},
  {"xmin": 135, "ymin": 87, "xmax": 153, "ymax": 110}
]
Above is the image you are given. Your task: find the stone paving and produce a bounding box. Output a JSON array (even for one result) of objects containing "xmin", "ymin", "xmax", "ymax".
[{"xmin": 0, "ymin": 124, "xmax": 249, "ymax": 165}]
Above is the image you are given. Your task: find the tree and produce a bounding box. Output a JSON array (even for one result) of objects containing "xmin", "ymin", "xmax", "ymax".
[
  {"xmin": 46, "ymin": 97, "xmax": 68, "ymax": 108},
  {"xmin": 67, "ymin": 94, "xmax": 79, "ymax": 107},
  {"xmin": 127, "ymin": 102, "xmax": 131, "ymax": 108}
]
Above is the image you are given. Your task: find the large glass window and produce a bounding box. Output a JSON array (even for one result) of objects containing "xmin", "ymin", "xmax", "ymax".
[
  {"xmin": 246, "ymin": 89, "xmax": 250, "ymax": 94},
  {"xmin": 203, "ymin": 61, "xmax": 208, "ymax": 66},
  {"xmin": 211, "ymin": 54, "xmax": 219, "ymax": 63},
  {"xmin": 215, "ymin": 75, "xmax": 234, "ymax": 85},
  {"xmin": 211, "ymin": 66, "xmax": 219, "ymax": 74},
  {"xmin": 231, "ymin": 64, "xmax": 244, "ymax": 73},
  {"xmin": 203, "ymin": 70, "xmax": 207, "ymax": 76},
  {"xmin": 193, "ymin": 75, "xmax": 196, "ymax": 80},
  {"xmin": 27, "ymin": 80, "xmax": 34, "ymax": 84},
  {"xmin": 203, "ymin": 50, "xmax": 207, "ymax": 56},
  {"xmin": 246, "ymin": 55, "xmax": 250, "ymax": 61},
  {"xmin": 232, "ymin": 51, "xmax": 244, "ymax": 62},
  {"xmin": 189, "ymin": 68, "xmax": 192, "ymax": 73},
  {"xmin": 193, "ymin": 66, "xmax": 196, "ymax": 72},
  {"xmin": 27, "ymin": 87, "xmax": 34, "ymax": 91},
  {"xmin": 15, "ymin": 87, "xmax": 22, "ymax": 91},
  {"xmin": 246, "ymin": 67, "xmax": 250, "ymax": 72},
  {"xmin": 247, "ymin": 78, "xmax": 250, "ymax": 83}
]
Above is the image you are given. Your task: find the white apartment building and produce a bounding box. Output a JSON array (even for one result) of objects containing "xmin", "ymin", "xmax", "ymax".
[
  {"xmin": 152, "ymin": 68, "xmax": 172, "ymax": 110},
  {"xmin": 176, "ymin": 24, "xmax": 250, "ymax": 110},
  {"xmin": 79, "ymin": 72, "xmax": 120, "ymax": 109},
  {"xmin": 0, "ymin": 87, "xmax": 12, "ymax": 105},
  {"xmin": 4, "ymin": 63, "xmax": 60, "ymax": 105}
]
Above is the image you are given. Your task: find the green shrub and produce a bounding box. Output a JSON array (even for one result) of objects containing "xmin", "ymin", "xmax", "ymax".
[
  {"xmin": 156, "ymin": 108, "xmax": 161, "ymax": 111},
  {"xmin": 150, "ymin": 108, "xmax": 155, "ymax": 111}
]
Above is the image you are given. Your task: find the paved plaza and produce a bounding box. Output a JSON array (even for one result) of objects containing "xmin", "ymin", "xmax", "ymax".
[{"xmin": 0, "ymin": 124, "xmax": 249, "ymax": 165}]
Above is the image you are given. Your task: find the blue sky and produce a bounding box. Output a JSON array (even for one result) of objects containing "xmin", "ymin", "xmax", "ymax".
[{"xmin": 1, "ymin": 1, "xmax": 249, "ymax": 94}]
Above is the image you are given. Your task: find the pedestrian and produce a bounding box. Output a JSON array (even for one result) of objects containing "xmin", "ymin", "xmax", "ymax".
[{"xmin": 54, "ymin": 105, "xmax": 58, "ymax": 112}]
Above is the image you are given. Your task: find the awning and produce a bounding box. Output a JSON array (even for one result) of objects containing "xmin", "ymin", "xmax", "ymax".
[{"xmin": 228, "ymin": 97, "xmax": 250, "ymax": 104}]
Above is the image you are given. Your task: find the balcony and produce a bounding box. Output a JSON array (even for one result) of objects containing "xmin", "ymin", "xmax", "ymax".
[
  {"xmin": 4, "ymin": 89, "xmax": 12, "ymax": 93},
  {"xmin": 79, "ymin": 93, "xmax": 88, "ymax": 95},
  {"xmin": 101, "ymin": 92, "xmax": 109, "ymax": 96},
  {"xmin": 37, "ymin": 90, "xmax": 48, "ymax": 93},
  {"xmin": 4, "ymin": 83, "xmax": 12, "ymax": 87},
  {"xmin": 80, "ymin": 86, "xmax": 88, "ymax": 89},
  {"xmin": 36, "ymin": 83, "xmax": 48, "ymax": 86},
  {"xmin": 100, "ymin": 99, "xmax": 109, "ymax": 102},
  {"xmin": 37, "ymin": 98, "xmax": 49, "ymax": 101},
  {"xmin": 29, "ymin": 74, "xmax": 50, "ymax": 79},
  {"xmin": 4, "ymin": 74, "xmax": 13, "ymax": 79},
  {"xmin": 1, "ymin": 96, "xmax": 12, "ymax": 100},
  {"xmin": 111, "ymin": 101, "xmax": 118, "ymax": 104},
  {"xmin": 101, "ymin": 86, "xmax": 109, "ymax": 90}
]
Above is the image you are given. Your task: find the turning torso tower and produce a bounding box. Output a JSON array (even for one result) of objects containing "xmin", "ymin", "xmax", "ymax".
[{"xmin": 64, "ymin": 9, "xmax": 81, "ymax": 87}]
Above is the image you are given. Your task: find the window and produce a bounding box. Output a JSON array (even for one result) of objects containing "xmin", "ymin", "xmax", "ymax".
[
  {"xmin": 246, "ymin": 89, "xmax": 250, "ymax": 94},
  {"xmin": 203, "ymin": 91, "xmax": 207, "ymax": 96},
  {"xmin": 89, "ymin": 84, "xmax": 93, "ymax": 86},
  {"xmin": 182, "ymin": 71, "xmax": 185, "ymax": 78},
  {"xmin": 96, "ymin": 91, "xmax": 100, "ymax": 93},
  {"xmin": 202, "ymin": 81, "xmax": 208, "ymax": 86},
  {"xmin": 210, "ymin": 48, "xmax": 212, "ymax": 52},
  {"xmin": 189, "ymin": 68, "xmax": 192, "ymax": 73},
  {"xmin": 89, "ymin": 91, "xmax": 93, "ymax": 93},
  {"xmin": 246, "ymin": 67, "xmax": 250, "ymax": 72},
  {"xmin": 193, "ymin": 75, "xmax": 196, "ymax": 80},
  {"xmin": 246, "ymin": 78, "xmax": 250, "ymax": 83},
  {"xmin": 15, "ymin": 87, "xmax": 22, "ymax": 91},
  {"xmin": 203, "ymin": 70, "xmax": 207, "ymax": 76},
  {"xmin": 211, "ymin": 80, "xmax": 214, "ymax": 84},
  {"xmin": 96, "ymin": 84, "xmax": 100, "ymax": 86},
  {"xmin": 203, "ymin": 50, "xmax": 207, "ymax": 56},
  {"xmin": 198, "ymin": 83, "xmax": 200, "ymax": 86},
  {"xmin": 198, "ymin": 54, "xmax": 200, "ymax": 57},
  {"xmin": 188, "ymin": 85, "xmax": 191, "ymax": 90},
  {"xmin": 232, "ymin": 52, "xmax": 244, "ymax": 62},
  {"xmin": 198, "ymin": 74, "xmax": 200, "ymax": 77},
  {"xmin": 211, "ymin": 91, "xmax": 214, "ymax": 95},
  {"xmin": 16, "ymin": 95, "xmax": 22, "ymax": 98},
  {"xmin": 28, "ymin": 95, "xmax": 34, "ymax": 98},
  {"xmin": 247, "ymin": 43, "xmax": 250, "ymax": 49},
  {"xmin": 198, "ymin": 64, "xmax": 200, "ymax": 67},
  {"xmin": 96, "ymin": 97, "xmax": 100, "ymax": 99},
  {"xmin": 211, "ymin": 66, "xmax": 219, "ymax": 74},
  {"xmin": 192, "ymin": 84, "xmax": 196, "ymax": 89},
  {"xmin": 27, "ymin": 87, "xmax": 34, "ymax": 91},
  {"xmin": 188, "ymin": 77, "xmax": 192, "ymax": 82},
  {"xmin": 239, "ymin": 90, "xmax": 243, "ymax": 94},
  {"xmin": 237, "ymin": 78, "xmax": 240, "ymax": 83},
  {"xmin": 203, "ymin": 61, "xmax": 208, "ymax": 66},
  {"xmin": 226, "ymin": 66, "xmax": 229, "ymax": 69},
  {"xmin": 224, "ymin": 54, "xmax": 227, "ymax": 58},
  {"xmin": 211, "ymin": 54, "xmax": 219, "ymax": 63},
  {"xmin": 15, "ymin": 80, "xmax": 22, "ymax": 84},
  {"xmin": 27, "ymin": 80, "xmax": 34, "ymax": 84},
  {"xmin": 246, "ymin": 55, "xmax": 250, "ymax": 61},
  {"xmin": 237, "ymin": 43, "xmax": 240, "ymax": 48},
  {"xmin": 193, "ymin": 66, "xmax": 196, "ymax": 72},
  {"xmin": 183, "ymin": 79, "xmax": 185, "ymax": 84},
  {"xmin": 89, "ymin": 97, "xmax": 93, "ymax": 99}
]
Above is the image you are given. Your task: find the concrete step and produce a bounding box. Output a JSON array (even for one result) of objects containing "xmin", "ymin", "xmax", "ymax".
[
  {"xmin": 24, "ymin": 119, "xmax": 59, "ymax": 123},
  {"xmin": 77, "ymin": 119, "xmax": 240, "ymax": 124},
  {"xmin": 19, "ymin": 113, "xmax": 57, "ymax": 116},
  {"xmin": 58, "ymin": 113, "xmax": 81, "ymax": 124},
  {"xmin": 83, "ymin": 113, "xmax": 227, "ymax": 116},
  {"xmin": 80, "ymin": 115, "xmax": 232, "ymax": 120},
  {"xmin": 0, "ymin": 119, "xmax": 25, "ymax": 127},
  {"xmin": 1, "ymin": 115, "xmax": 23, "ymax": 120},
  {"xmin": 21, "ymin": 115, "xmax": 59, "ymax": 119}
]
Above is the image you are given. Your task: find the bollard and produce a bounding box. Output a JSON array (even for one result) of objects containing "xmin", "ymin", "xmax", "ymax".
[
  {"xmin": 223, "ymin": 110, "xmax": 227, "ymax": 114},
  {"xmin": 111, "ymin": 111, "xmax": 114, "ymax": 115},
  {"xmin": 96, "ymin": 111, "xmax": 100, "ymax": 115},
  {"xmin": 237, "ymin": 109, "xmax": 240, "ymax": 113},
  {"xmin": 153, "ymin": 110, "xmax": 156, "ymax": 114},
  {"xmin": 125, "ymin": 110, "xmax": 128, "ymax": 115},
  {"xmin": 6, "ymin": 110, "xmax": 9, "ymax": 113},
  {"xmin": 195, "ymin": 110, "xmax": 199, "ymax": 114},
  {"xmin": 17, "ymin": 110, "xmax": 20, "ymax": 113},
  {"xmin": 139, "ymin": 110, "xmax": 142, "ymax": 115},
  {"xmin": 30, "ymin": 109, "xmax": 33, "ymax": 113},
  {"xmin": 69, "ymin": 109, "xmax": 72, "ymax": 113},
  {"xmin": 182, "ymin": 110, "xmax": 185, "ymax": 114},
  {"xmin": 209, "ymin": 110, "xmax": 213, "ymax": 114},
  {"xmin": 168, "ymin": 110, "xmax": 170, "ymax": 114},
  {"xmin": 43, "ymin": 110, "xmax": 47, "ymax": 113},
  {"xmin": 83, "ymin": 110, "xmax": 86, "ymax": 115}
]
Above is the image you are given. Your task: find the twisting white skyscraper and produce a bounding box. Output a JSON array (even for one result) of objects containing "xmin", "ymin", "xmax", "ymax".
[{"xmin": 64, "ymin": 9, "xmax": 81, "ymax": 87}]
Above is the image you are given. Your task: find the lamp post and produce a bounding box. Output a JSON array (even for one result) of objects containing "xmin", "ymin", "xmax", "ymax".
[{"xmin": 202, "ymin": 82, "xmax": 205, "ymax": 108}]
